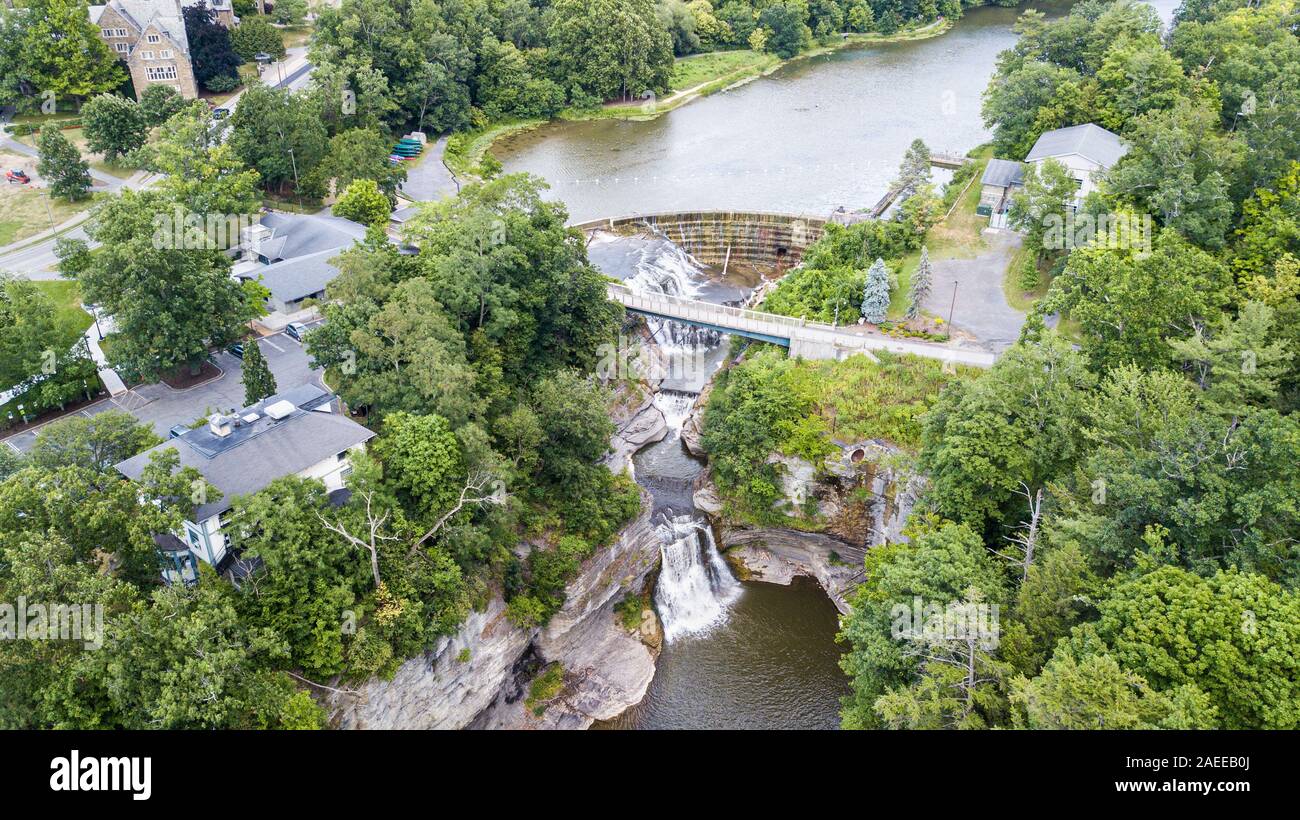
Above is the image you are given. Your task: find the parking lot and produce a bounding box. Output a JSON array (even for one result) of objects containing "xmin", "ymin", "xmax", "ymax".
[{"xmin": 2, "ymin": 320, "xmax": 325, "ymax": 453}]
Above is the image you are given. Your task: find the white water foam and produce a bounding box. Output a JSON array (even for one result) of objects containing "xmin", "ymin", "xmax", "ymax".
[{"xmin": 654, "ymin": 515, "xmax": 742, "ymax": 642}]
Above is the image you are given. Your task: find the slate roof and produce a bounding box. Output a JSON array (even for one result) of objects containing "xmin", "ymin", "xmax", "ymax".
[
  {"xmin": 90, "ymin": 1, "xmax": 192, "ymax": 55},
  {"xmin": 115, "ymin": 384, "xmax": 374, "ymax": 521},
  {"xmin": 256, "ymin": 212, "xmax": 366, "ymax": 262},
  {"xmin": 1025, "ymin": 123, "xmax": 1129, "ymax": 168},
  {"xmin": 242, "ymin": 248, "xmax": 343, "ymax": 304},
  {"xmin": 981, "ymin": 158, "xmax": 1025, "ymax": 188}
]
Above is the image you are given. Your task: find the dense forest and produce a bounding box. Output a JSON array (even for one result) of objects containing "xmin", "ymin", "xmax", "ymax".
[{"xmin": 704, "ymin": 0, "xmax": 1300, "ymax": 729}]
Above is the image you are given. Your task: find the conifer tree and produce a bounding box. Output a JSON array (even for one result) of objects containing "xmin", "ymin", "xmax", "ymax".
[
  {"xmin": 861, "ymin": 257, "xmax": 891, "ymax": 324},
  {"xmin": 241, "ymin": 340, "xmax": 278, "ymax": 406},
  {"xmin": 907, "ymin": 246, "xmax": 933, "ymax": 321}
]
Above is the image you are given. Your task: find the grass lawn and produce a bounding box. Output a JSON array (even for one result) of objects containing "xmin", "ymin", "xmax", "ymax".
[
  {"xmin": 670, "ymin": 50, "xmax": 778, "ymax": 93},
  {"xmin": 887, "ymin": 146, "xmax": 994, "ymax": 318},
  {"xmin": 14, "ymin": 127, "xmax": 135, "ymax": 179},
  {"xmin": 0, "ymin": 178, "xmax": 91, "ymax": 247},
  {"xmin": 31, "ymin": 280, "xmax": 94, "ymax": 347},
  {"xmin": 280, "ymin": 24, "xmax": 313, "ymax": 50}
]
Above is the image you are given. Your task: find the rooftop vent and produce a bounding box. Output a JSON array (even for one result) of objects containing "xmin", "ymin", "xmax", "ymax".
[
  {"xmin": 208, "ymin": 413, "xmax": 232, "ymax": 437},
  {"xmin": 264, "ymin": 400, "xmax": 296, "ymax": 420},
  {"xmin": 241, "ymin": 413, "xmax": 260, "ymax": 423}
]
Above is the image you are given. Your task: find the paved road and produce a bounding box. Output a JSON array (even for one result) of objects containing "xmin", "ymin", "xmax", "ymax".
[
  {"xmin": 2, "ymin": 321, "xmax": 324, "ymax": 453},
  {"xmin": 922, "ymin": 229, "xmax": 1026, "ymax": 353},
  {"xmin": 398, "ymin": 135, "xmax": 459, "ymax": 202}
]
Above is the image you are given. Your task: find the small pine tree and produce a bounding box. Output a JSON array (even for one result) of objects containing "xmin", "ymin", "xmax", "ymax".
[
  {"xmin": 1017, "ymin": 255, "xmax": 1041, "ymax": 292},
  {"xmin": 906, "ymin": 246, "xmax": 933, "ymax": 320},
  {"xmin": 241, "ymin": 340, "xmax": 277, "ymax": 406},
  {"xmin": 861, "ymin": 257, "xmax": 891, "ymax": 325},
  {"xmin": 36, "ymin": 124, "xmax": 91, "ymax": 201}
]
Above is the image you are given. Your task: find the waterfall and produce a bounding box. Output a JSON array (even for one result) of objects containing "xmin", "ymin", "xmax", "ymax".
[
  {"xmin": 654, "ymin": 389, "xmax": 697, "ymax": 431},
  {"xmin": 654, "ymin": 514, "xmax": 741, "ymax": 641},
  {"xmin": 626, "ymin": 239, "xmax": 723, "ymax": 350}
]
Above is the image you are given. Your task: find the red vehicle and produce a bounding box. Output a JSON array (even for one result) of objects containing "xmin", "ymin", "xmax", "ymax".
[{"xmin": 5, "ymin": 169, "xmax": 30, "ymax": 184}]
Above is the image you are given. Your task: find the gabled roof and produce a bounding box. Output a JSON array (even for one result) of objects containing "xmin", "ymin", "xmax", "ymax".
[
  {"xmin": 115, "ymin": 384, "xmax": 374, "ymax": 521},
  {"xmin": 1025, "ymin": 123, "xmax": 1129, "ymax": 168},
  {"xmin": 91, "ymin": 1, "xmax": 191, "ymax": 56},
  {"xmin": 241, "ymin": 248, "xmax": 343, "ymax": 304},
  {"xmin": 257, "ymin": 212, "xmax": 366, "ymax": 262},
  {"xmin": 981, "ymin": 158, "xmax": 1025, "ymax": 188}
]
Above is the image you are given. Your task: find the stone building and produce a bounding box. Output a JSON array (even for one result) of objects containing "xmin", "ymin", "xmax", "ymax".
[{"xmin": 88, "ymin": 1, "xmax": 239, "ymax": 101}]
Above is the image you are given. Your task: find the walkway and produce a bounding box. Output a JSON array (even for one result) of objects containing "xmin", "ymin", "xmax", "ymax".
[{"xmin": 608, "ymin": 283, "xmax": 996, "ymax": 367}]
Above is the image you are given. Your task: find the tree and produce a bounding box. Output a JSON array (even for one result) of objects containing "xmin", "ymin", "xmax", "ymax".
[
  {"xmin": 78, "ymin": 190, "xmax": 254, "ymax": 378},
  {"xmin": 758, "ymin": 0, "xmax": 810, "ymax": 59},
  {"xmin": 905, "ymin": 246, "xmax": 932, "ymax": 321},
  {"xmin": 548, "ymin": 0, "xmax": 673, "ymax": 101},
  {"xmin": 860, "ymin": 257, "xmax": 890, "ymax": 324},
  {"xmin": 1106, "ymin": 99, "xmax": 1246, "ymax": 248},
  {"xmin": 21, "ymin": 0, "xmax": 126, "ymax": 102},
  {"xmin": 184, "ymin": 1, "xmax": 243, "ymax": 91},
  {"xmin": 138, "ymin": 84, "xmax": 187, "ymax": 126},
  {"xmin": 36, "ymin": 124, "xmax": 91, "ymax": 201},
  {"xmin": 231, "ymin": 14, "xmax": 287, "ymax": 62},
  {"xmin": 271, "ymin": 0, "xmax": 307, "ymax": 25},
  {"xmin": 228, "ymin": 83, "xmax": 328, "ymax": 195},
  {"xmin": 893, "ymin": 138, "xmax": 932, "ymax": 202},
  {"xmin": 1008, "ymin": 157, "xmax": 1075, "ymax": 253},
  {"xmin": 132, "ymin": 102, "xmax": 262, "ymax": 217},
  {"xmin": 81, "ymin": 93, "xmax": 148, "ymax": 162},
  {"xmin": 1169, "ymin": 301, "xmax": 1292, "ymax": 417},
  {"xmin": 333, "ymin": 177, "xmax": 392, "ymax": 226},
  {"xmin": 26, "ymin": 411, "xmax": 160, "ymax": 473},
  {"xmin": 1044, "ymin": 228, "xmax": 1234, "ymax": 372},
  {"xmin": 838, "ymin": 518, "xmax": 1009, "ymax": 729},
  {"xmin": 919, "ymin": 334, "xmax": 1094, "ymax": 527},
  {"xmin": 316, "ymin": 128, "xmax": 406, "ymax": 199},
  {"xmin": 0, "ymin": 274, "xmax": 63, "ymax": 389},
  {"xmin": 240, "ymin": 340, "xmax": 278, "ymax": 405}
]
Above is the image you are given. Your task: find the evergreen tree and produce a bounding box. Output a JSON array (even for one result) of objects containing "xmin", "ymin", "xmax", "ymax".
[
  {"xmin": 861, "ymin": 257, "xmax": 891, "ymax": 324},
  {"xmin": 906, "ymin": 246, "xmax": 932, "ymax": 320},
  {"xmin": 241, "ymin": 340, "xmax": 278, "ymax": 406},
  {"xmin": 184, "ymin": 1, "xmax": 243, "ymax": 90},
  {"xmin": 35, "ymin": 124, "xmax": 91, "ymax": 201},
  {"xmin": 894, "ymin": 138, "xmax": 932, "ymax": 201}
]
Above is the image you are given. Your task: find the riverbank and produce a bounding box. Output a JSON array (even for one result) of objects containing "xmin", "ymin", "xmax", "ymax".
[{"xmin": 444, "ymin": 18, "xmax": 954, "ymax": 178}]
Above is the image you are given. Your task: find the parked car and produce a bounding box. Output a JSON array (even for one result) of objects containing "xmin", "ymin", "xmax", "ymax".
[
  {"xmin": 226, "ymin": 342, "xmax": 245, "ymax": 358},
  {"xmin": 5, "ymin": 169, "xmax": 30, "ymax": 184},
  {"xmin": 285, "ymin": 322, "xmax": 308, "ymax": 342},
  {"xmin": 211, "ymin": 108, "xmax": 230, "ymax": 121},
  {"xmin": 168, "ymin": 424, "xmax": 190, "ymax": 439}
]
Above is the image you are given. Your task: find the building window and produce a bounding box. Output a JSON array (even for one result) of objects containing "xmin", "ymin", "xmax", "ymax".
[
  {"xmin": 142, "ymin": 51, "xmax": 155, "ymax": 60},
  {"xmin": 115, "ymin": 43, "xmax": 129, "ymax": 53},
  {"xmin": 336, "ymin": 450, "xmax": 349, "ymax": 462},
  {"xmin": 146, "ymin": 33, "xmax": 160, "ymax": 43},
  {"xmin": 160, "ymin": 49, "xmax": 173, "ymax": 58},
  {"xmin": 145, "ymin": 65, "xmax": 178, "ymax": 81}
]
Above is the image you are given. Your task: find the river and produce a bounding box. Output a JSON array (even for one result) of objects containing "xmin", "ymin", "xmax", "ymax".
[{"xmin": 503, "ymin": 0, "xmax": 1179, "ymax": 730}]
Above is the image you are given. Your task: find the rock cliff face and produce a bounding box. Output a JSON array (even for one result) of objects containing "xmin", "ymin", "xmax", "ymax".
[
  {"xmin": 326, "ymin": 496, "xmax": 662, "ymax": 730},
  {"xmin": 706, "ymin": 440, "xmax": 922, "ymax": 613}
]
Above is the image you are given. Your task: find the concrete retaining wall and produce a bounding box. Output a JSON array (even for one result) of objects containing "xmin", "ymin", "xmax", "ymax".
[{"xmin": 572, "ymin": 210, "xmax": 828, "ymax": 267}]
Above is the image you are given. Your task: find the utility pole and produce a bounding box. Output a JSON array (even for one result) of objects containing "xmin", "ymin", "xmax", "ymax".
[{"xmin": 947, "ymin": 280, "xmax": 958, "ymax": 330}]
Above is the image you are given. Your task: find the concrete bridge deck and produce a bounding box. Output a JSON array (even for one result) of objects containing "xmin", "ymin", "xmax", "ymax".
[{"xmin": 608, "ymin": 283, "xmax": 996, "ymax": 368}]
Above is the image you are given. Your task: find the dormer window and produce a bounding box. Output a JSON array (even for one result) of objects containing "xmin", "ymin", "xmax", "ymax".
[{"xmin": 146, "ymin": 33, "xmax": 160, "ymax": 43}]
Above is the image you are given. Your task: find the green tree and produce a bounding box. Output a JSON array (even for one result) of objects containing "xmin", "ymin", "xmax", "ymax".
[
  {"xmin": 758, "ymin": 0, "xmax": 810, "ymax": 59},
  {"xmin": 1169, "ymin": 301, "xmax": 1292, "ymax": 417},
  {"xmin": 548, "ymin": 0, "xmax": 673, "ymax": 101},
  {"xmin": 138, "ymin": 84, "xmax": 187, "ymax": 126},
  {"xmin": 333, "ymin": 177, "xmax": 392, "ymax": 226},
  {"xmin": 240, "ymin": 339, "xmax": 278, "ymax": 405},
  {"xmin": 271, "ymin": 0, "xmax": 307, "ymax": 25},
  {"xmin": 228, "ymin": 83, "xmax": 328, "ymax": 195},
  {"xmin": 21, "ymin": 0, "xmax": 126, "ymax": 102},
  {"xmin": 230, "ymin": 14, "xmax": 287, "ymax": 62},
  {"xmin": 78, "ymin": 190, "xmax": 254, "ymax": 378},
  {"xmin": 893, "ymin": 138, "xmax": 932, "ymax": 201},
  {"xmin": 81, "ymin": 93, "xmax": 148, "ymax": 163},
  {"xmin": 1008, "ymin": 157, "xmax": 1076, "ymax": 253},
  {"xmin": 184, "ymin": 0, "xmax": 243, "ymax": 91},
  {"xmin": 905, "ymin": 246, "xmax": 932, "ymax": 321},
  {"xmin": 26, "ymin": 410, "xmax": 160, "ymax": 473},
  {"xmin": 316, "ymin": 128, "xmax": 406, "ymax": 199},
  {"xmin": 860, "ymin": 257, "xmax": 890, "ymax": 324},
  {"xmin": 132, "ymin": 102, "xmax": 262, "ymax": 218},
  {"xmin": 35, "ymin": 124, "xmax": 91, "ymax": 201}
]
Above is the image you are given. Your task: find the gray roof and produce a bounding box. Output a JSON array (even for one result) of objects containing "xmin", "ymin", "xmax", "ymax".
[
  {"xmin": 241, "ymin": 248, "xmax": 342, "ymax": 304},
  {"xmin": 1025, "ymin": 123, "xmax": 1129, "ymax": 168},
  {"xmin": 981, "ymin": 158, "xmax": 1025, "ymax": 188},
  {"xmin": 389, "ymin": 206, "xmax": 420, "ymax": 224},
  {"xmin": 92, "ymin": 1, "xmax": 192, "ymax": 55},
  {"xmin": 115, "ymin": 384, "xmax": 374, "ymax": 521},
  {"xmin": 257, "ymin": 212, "xmax": 366, "ymax": 262}
]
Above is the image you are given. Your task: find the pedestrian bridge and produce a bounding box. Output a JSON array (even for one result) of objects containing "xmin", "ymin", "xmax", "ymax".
[{"xmin": 607, "ymin": 283, "xmax": 996, "ymax": 368}]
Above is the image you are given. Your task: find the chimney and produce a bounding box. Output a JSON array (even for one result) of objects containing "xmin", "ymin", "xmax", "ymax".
[{"xmin": 208, "ymin": 413, "xmax": 231, "ymax": 437}]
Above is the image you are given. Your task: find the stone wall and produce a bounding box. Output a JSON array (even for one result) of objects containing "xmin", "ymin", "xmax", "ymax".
[{"xmin": 572, "ymin": 211, "xmax": 827, "ymax": 268}]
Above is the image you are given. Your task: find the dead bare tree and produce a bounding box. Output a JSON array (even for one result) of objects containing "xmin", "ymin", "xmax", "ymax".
[
  {"xmin": 316, "ymin": 490, "xmax": 400, "ymax": 589},
  {"xmin": 991, "ymin": 482, "xmax": 1043, "ymax": 582},
  {"xmin": 409, "ymin": 471, "xmax": 508, "ymax": 556}
]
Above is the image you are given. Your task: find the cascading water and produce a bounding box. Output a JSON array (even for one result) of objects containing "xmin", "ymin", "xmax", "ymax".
[
  {"xmin": 654, "ymin": 514, "xmax": 741, "ymax": 641},
  {"xmin": 596, "ymin": 230, "xmax": 743, "ymax": 641}
]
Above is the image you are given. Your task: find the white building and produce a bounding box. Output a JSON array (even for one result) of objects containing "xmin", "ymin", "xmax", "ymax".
[
  {"xmin": 115, "ymin": 383, "xmax": 374, "ymax": 585},
  {"xmin": 1024, "ymin": 123, "xmax": 1129, "ymax": 207}
]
